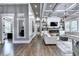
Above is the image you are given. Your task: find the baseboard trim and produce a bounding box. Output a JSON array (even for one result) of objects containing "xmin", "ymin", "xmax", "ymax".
[
  {"xmin": 45, "ymin": 44, "xmax": 56, "ymax": 46},
  {"xmin": 13, "ymin": 40, "xmax": 29, "ymax": 44},
  {"xmin": 13, "ymin": 33, "xmax": 37, "ymax": 44}
]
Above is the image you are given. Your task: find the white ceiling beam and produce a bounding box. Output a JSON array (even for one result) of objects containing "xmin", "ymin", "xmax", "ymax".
[
  {"xmin": 42, "ymin": 3, "xmax": 47, "ymax": 17},
  {"xmin": 66, "ymin": 3, "xmax": 77, "ymax": 10},
  {"xmin": 53, "ymin": 3, "xmax": 77, "ymax": 12},
  {"xmin": 65, "ymin": 10, "xmax": 79, "ymax": 20},
  {"xmin": 52, "ymin": 3, "xmax": 78, "ymax": 19},
  {"xmin": 65, "ymin": 4, "xmax": 79, "ymax": 20},
  {"xmin": 54, "ymin": 10, "xmax": 77, "ymax": 12},
  {"xmin": 53, "ymin": 3, "xmax": 60, "ymax": 11},
  {"xmin": 44, "ymin": 10, "xmax": 53, "ymax": 12},
  {"xmin": 40, "ymin": 3, "xmax": 42, "ymax": 19},
  {"xmin": 29, "ymin": 4, "xmax": 35, "ymax": 18},
  {"xmin": 42, "ymin": 3, "xmax": 57, "ymax": 17}
]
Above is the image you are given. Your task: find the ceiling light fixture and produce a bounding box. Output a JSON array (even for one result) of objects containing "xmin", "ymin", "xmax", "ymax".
[{"xmin": 35, "ymin": 5, "xmax": 37, "ymax": 8}]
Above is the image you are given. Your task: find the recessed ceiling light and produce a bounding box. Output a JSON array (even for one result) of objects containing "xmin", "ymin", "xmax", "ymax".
[{"xmin": 35, "ymin": 5, "xmax": 37, "ymax": 8}]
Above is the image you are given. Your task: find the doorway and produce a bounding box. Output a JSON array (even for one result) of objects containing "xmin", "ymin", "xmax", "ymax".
[{"xmin": 2, "ymin": 14, "xmax": 14, "ymax": 43}]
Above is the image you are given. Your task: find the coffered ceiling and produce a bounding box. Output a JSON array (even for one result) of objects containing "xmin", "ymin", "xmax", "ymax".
[
  {"xmin": 42, "ymin": 3, "xmax": 79, "ymax": 18},
  {"xmin": 30, "ymin": 3, "xmax": 40, "ymax": 18},
  {"xmin": 30, "ymin": 3, "xmax": 79, "ymax": 19}
]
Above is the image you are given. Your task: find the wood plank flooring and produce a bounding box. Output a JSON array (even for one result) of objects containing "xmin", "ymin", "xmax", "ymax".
[
  {"xmin": 14, "ymin": 35, "xmax": 58, "ymax": 56},
  {"xmin": 0, "ymin": 44, "xmax": 3, "ymax": 55},
  {"xmin": 0, "ymin": 35, "xmax": 58, "ymax": 56}
]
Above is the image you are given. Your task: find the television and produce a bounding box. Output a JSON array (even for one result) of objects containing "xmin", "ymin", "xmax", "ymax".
[{"xmin": 50, "ymin": 22, "xmax": 58, "ymax": 26}]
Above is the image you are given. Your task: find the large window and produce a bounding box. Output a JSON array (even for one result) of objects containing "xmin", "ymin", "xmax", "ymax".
[
  {"xmin": 71, "ymin": 20, "xmax": 77, "ymax": 32},
  {"xmin": 78, "ymin": 20, "xmax": 79, "ymax": 32},
  {"xmin": 65, "ymin": 21, "xmax": 70, "ymax": 32},
  {"xmin": 65, "ymin": 19, "xmax": 78, "ymax": 32}
]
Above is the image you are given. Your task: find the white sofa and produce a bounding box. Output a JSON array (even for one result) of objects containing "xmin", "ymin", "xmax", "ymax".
[{"xmin": 43, "ymin": 31, "xmax": 59, "ymax": 44}]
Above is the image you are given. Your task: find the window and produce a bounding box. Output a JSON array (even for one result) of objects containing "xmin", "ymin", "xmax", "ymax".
[
  {"xmin": 5, "ymin": 20, "xmax": 12, "ymax": 33},
  {"xmin": 71, "ymin": 20, "xmax": 77, "ymax": 32},
  {"xmin": 78, "ymin": 20, "xmax": 79, "ymax": 32},
  {"xmin": 65, "ymin": 21, "xmax": 70, "ymax": 32},
  {"xmin": 65, "ymin": 19, "xmax": 78, "ymax": 32}
]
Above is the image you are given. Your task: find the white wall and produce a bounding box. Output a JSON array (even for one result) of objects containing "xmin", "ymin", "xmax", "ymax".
[
  {"xmin": 29, "ymin": 4, "xmax": 37, "ymax": 43},
  {"xmin": 47, "ymin": 16, "xmax": 61, "ymax": 27},
  {"xmin": 0, "ymin": 15, "xmax": 2, "ymax": 43},
  {"xmin": 0, "ymin": 4, "xmax": 29, "ymax": 44},
  {"xmin": 29, "ymin": 17, "xmax": 36, "ymax": 36}
]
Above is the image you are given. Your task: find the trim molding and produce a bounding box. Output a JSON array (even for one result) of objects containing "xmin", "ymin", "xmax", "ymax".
[{"xmin": 13, "ymin": 33, "xmax": 37, "ymax": 44}]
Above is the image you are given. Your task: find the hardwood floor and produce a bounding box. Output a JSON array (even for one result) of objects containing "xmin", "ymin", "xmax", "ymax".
[
  {"xmin": 0, "ymin": 35, "xmax": 58, "ymax": 56},
  {"xmin": 14, "ymin": 35, "xmax": 58, "ymax": 56},
  {"xmin": 0, "ymin": 44, "xmax": 3, "ymax": 55}
]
